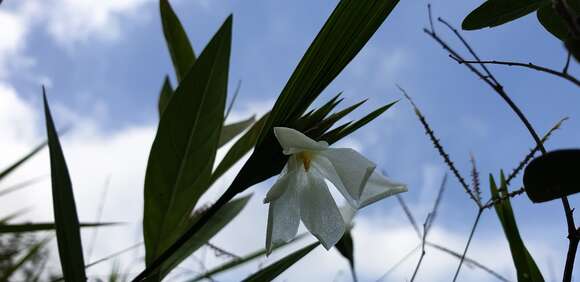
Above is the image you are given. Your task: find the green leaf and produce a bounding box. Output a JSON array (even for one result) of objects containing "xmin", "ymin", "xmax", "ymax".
[
  {"xmin": 158, "ymin": 76, "xmax": 173, "ymax": 116},
  {"xmin": 490, "ymin": 172, "xmax": 544, "ymax": 281},
  {"xmin": 462, "ymin": 0, "xmax": 548, "ymax": 30},
  {"xmin": 157, "ymin": 195, "xmax": 252, "ymax": 279},
  {"xmin": 536, "ymin": 4, "xmax": 571, "ymax": 40},
  {"xmin": 0, "ymin": 141, "xmax": 46, "ymax": 183},
  {"xmin": 242, "ymin": 242, "xmax": 320, "ymax": 282},
  {"xmin": 566, "ymin": 38, "xmax": 580, "ymax": 62},
  {"xmin": 0, "ymin": 237, "xmax": 50, "ymax": 281},
  {"xmin": 43, "ymin": 90, "xmax": 87, "ymax": 281},
  {"xmin": 335, "ymin": 231, "xmax": 356, "ymax": 281},
  {"xmin": 323, "ymin": 101, "xmax": 397, "ymax": 144},
  {"xmin": 219, "ymin": 116, "xmax": 256, "ymax": 148},
  {"xmin": 143, "ymin": 15, "xmax": 232, "ymax": 269},
  {"xmin": 523, "ymin": 149, "xmax": 580, "ymax": 203},
  {"xmin": 188, "ymin": 233, "xmax": 308, "ymax": 282},
  {"xmin": 211, "ymin": 113, "xmax": 269, "ymax": 184},
  {"xmin": 257, "ymin": 0, "xmax": 401, "ymax": 145},
  {"xmin": 160, "ymin": 0, "xmax": 195, "ymax": 82},
  {"xmin": 0, "ymin": 222, "xmax": 118, "ymax": 233}
]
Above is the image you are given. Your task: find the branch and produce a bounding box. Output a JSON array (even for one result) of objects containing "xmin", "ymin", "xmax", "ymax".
[{"xmin": 452, "ymin": 209, "xmax": 483, "ymax": 281}]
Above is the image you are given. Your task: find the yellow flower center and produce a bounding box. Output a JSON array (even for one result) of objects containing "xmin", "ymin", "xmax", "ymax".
[{"xmin": 297, "ymin": 151, "xmax": 313, "ymax": 171}]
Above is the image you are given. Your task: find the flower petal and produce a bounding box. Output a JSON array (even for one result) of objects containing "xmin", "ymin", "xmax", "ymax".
[
  {"xmin": 321, "ymin": 148, "xmax": 376, "ymax": 205},
  {"xmin": 360, "ymin": 170, "xmax": 407, "ymax": 208},
  {"xmin": 264, "ymin": 169, "xmax": 297, "ymax": 203},
  {"xmin": 339, "ymin": 204, "xmax": 357, "ymax": 230},
  {"xmin": 310, "ymin": 155, "xmax": 358, "ymax": 208},
  {"xmin": 299, "ymin": 173, "xmax": 345, "ymax": 249},
  {"xmin": 274, "ymin": 127, "xmax": 328, "ymax": 155},
  {"xmin": 265, "ymin": 174, "xmax": 302, "ymax": 254}
]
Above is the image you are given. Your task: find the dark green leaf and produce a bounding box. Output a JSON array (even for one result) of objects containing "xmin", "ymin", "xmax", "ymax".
[
  {"xmin": 158, "ymin": 76, "xmax": 173, "ymax": 116},
  {"xmin": 257, "ymin": 0, "xmax": 401, "ymax": 145},
  {"xmin": 490, "ymin": 172, "xmax": 544, "ymax": 281},
  {"xmin": 335, "ymin": 231, "xmax": 356, "ymax": 281},
  {"xmin": 0, "ymin": 141, "xmax": 46, "ymax": 183},
  {"xmin": 43, "ymin": 90, "xmax": 87, "ymax": 281},
  {"xmin": 188, "ymin": 233, "xmax": 308, "ymax": 282},
  {"xmin": 523, "ymin": 149, "xmax": 580, "ymax": 203},
  {"xmin": 160, "ymin": 0, "xmax": 195, "ymax": 82},
  {"xmin": 0, "ymin": 237, "xmax": 49, "ymax": 281},
  {"xmin": 242, "ymin": 242, "xmax": 320, "ymax": 282},
  {"xmin": 0, "ymin": 176, "xmax": 45, "ymax": 198},
  {"xmin": 537, "ymin": 4, "xmax": 571, "ymax": 40},
  {"xmin": 0, "ymin": 222, "xmax": 119, "ymax": 233},
  {"xmin": 566, "ymin": 38, "xmax": 580, "ymax": 62},
  {"xmin": 157, "ymin": 195, "xmax": 252, "ymax": 279},
  {"xmin": 219, "ymin": 116, "xmax": 256, "ymax": 147},
  {"xmin": 210, "ymin": 113, "xmax": 269, "ymax": 184},
  {"xmin": 143, "ymin": 15, "xmax": 232, "ymax": 269},
  {"xmin": 462, "ymin": 0, "xmax": 548, "ymax": 30}
]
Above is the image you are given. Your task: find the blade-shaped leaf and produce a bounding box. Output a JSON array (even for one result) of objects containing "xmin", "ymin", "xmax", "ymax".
[
  {"xmin": 0, "ymin": 141, "xmax": 46, "ymax": 182},
  {"xmin": 242, "ymin": 242, "xmax": 320, "ymax": 282},
  {"xmin": 158, "ymin": 76, "xmax": 173, "ymax": 116},
  {"xmin": 257, "ymin": 0, "xmax": 401, "ymax": 145},
  {"xmin": 143, "ymin": 15, "xmax": 231, "ymax": 268},
  {"xmin": 43, "ymin": 90, "xmax": 86, "ymax": 281},
  {"xmin": 489, "ymin": 172, "xmax": 544, "ymax": 281},
  {"xmin": 157, "ymin": 195, "xmax": 252, "ymax": 279},
  {"xmin": 210, "ymin": 113, "xmax": 269, "ymax": 184},
  {"xmin": 160, "ymin": 0, "xmax": 195, "ymax": 82},
  {"xmin": 0, "ymin": 237, "xmax": 50, "ymax": 281},
  {"xmin": 335, "ymin": 231, "xmax": 356, "ymax": 281},
  {"xmin": 188, "ymin": 233, "xmax": 308, "ymax": 282},
  {"xmin": 0, "ymin": 222, "xmax": 118, "ymax": 233},
  {"xmin": 462, "ymin": 0, "xmax": 548, "ymax": 30},
  {"xmin": 218, "ymin": 116, "xmax": 256, "ymax": 147}
]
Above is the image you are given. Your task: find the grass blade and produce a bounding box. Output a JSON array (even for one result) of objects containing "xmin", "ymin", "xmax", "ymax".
[
  {"xmin": 157, "ymin": 76, "xmax": 173, "ymax": 116},
  {"xmin": 0, "ymin": 237, "xmax": 50, "ymax": 281},
  {"xmin": 219, "ymin": 116, "xmax": 256, "ymax": 147},
  {"xmin": 43, "ymin": 89, "xmax": 87, "ymax": 281},
  {"xmin": 242, "ymin": 242, "xmax": 319, "ymax": 282},
  {"xmin": 0, "ymin": 222, "xmax": 118, "ymax": 233},
  {"xmin": 0, "ymin": 142, "xmax": 46, "ymax": 183}
]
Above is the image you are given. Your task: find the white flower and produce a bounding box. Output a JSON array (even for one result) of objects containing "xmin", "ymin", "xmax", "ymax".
[{"xmin": 264, "ymin": 127, "xmax": 407, "ymax": 252}]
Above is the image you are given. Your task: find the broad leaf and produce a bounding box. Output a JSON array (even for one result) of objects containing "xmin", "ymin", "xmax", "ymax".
[
  {"xmin": 143, "ymin": 15, "xmax": 231, "ymax": 269},
  {"xmin": 160, "ymin": 0, "xmax": 195, "ymax": 82},
  {"xmin": 490, "ymin": 172, "xmax": 544, "ymax": 281},
  {"xmin": 158, "ymin": 76, "xmax": 173, "ymax": 116},
  {"xmin": 157, "ymin": 195, "xmax": 252, "ymax": 279},
  {"xmin": 219, "ymin": 116, "xmax": 256, "ymax": 147},
  {"xmin": 462, "ymin": 0, "xmax": 548, "ymax": 30},
  {"xmin": 188, "ymin": 233, "xmax": 308, "ymax": 282},
  {"xmin": 242, "ymin": 242, "xmax": 320, "ymax": 282},
  {"xmin": 43, "ymin": 91, "xmax": 87, "ymax": 281},
  {"xmin": 0, "ymin": 222, "xmax": 118, "ymax": 233},
  {"xmin": 523, "ymin": 149, "xmax": 580, "ymax": 203}
]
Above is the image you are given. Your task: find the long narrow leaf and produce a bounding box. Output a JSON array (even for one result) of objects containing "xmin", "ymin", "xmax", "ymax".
[
  {"xmin": 490, "ymin": 172, "xmax": 544, "ymax": 281},
  {"xmin": 188, "ymin": 233, "xmax": 308, "ymax": 282},
  {"xmin": 0, "ymin": 222, "xmax": 118, "ymax": 233},
  {"xmin": 158, "ymin": 76, "xmax": 173, "ymax": 116},
  {"xmin": 218, "ymin": 116, "xmax": 256, "ymax": 148},
  {"xmin": 0, "ymin": 141, "xmax": 46, "ymax": 182},
  {"xmin": 0, "ymin": 237, "xmax": 50, "ymax": 281},
  {"xmin": 143, "ymin": 15, "xmax": 232, "ymax": 270},
  {"xmin": 43, "ymin": 90, "xmax": 87, "ymax": 281},
  {"xmin": 242, "ymin": 242, "xmax": 320, "ymax": 282},
  {"xmin": 462, "ymin": 0, "xmax": 548, "ymax": 30},
  {"xmin": 160, "ymin": 0, "xmax": 195, "ymax": 82}
]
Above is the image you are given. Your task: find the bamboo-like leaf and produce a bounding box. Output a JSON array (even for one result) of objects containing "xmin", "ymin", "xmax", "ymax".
[
  {"xmin": 160, "ymin": 0, "xmax": 195, "ymax": 82},
  {"xmin": 43, "ymin": 90, "xmax": 87, "ymax": 281},
  {"xmin": 462, "ymin": 0, "xmax": 548, "ymax": 30},
  {"xmin": 211, "ymin": 113, "xmax": 269, "ymax": 184},
  {"xmin": 143, "ymin": 15, "xmax": 231, "ymax": 270},
  {"xmin": 490, "ymin": 172, "xmax": 544, "ymax": 281},
  {"xmin": 0, "ymin": 222, "xmax": 118, "ymax": 233},
  {"xmin": 188, "ymin": 233, "xmax": 308, "ymax": 282},
  {"xmin": 158, "ymin": 76, "xmax": 173, "ymax": 116},
  {"xmin": 242, "ymin": 242, "xmax": 320, "ymax": 282},
  {"xmin": 0, "ymin": 237, "xmax": 50, "ymax": 281},
  {"xmin": 218, "ymin": 116, "xmax": 256, "ymax": 147},
  {"xmin": 257, "ymin": 0, "xmax": 401, "ymax": 145},
  {"xmin": 0, "ymin": 141, "xmax": 46, "ymax": 182},
  {"xmin": 157, "ymin": 195, "xmax": 252, "ymax": 279}
]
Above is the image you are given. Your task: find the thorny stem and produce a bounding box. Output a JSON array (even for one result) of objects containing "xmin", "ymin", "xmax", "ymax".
[
  {"xmin": 453, "ymin": 59, "xmax": 580, "ymax": 87},
  {"xmin": 452, "ymin": 209, "xmax": 483, "ymax": 282},
  {"xmin": 425, "ymin": 13, "xmax": 579, "ymax": 282}
]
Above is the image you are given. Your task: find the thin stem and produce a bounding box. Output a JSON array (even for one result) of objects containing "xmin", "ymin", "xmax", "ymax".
[
  {"xmin": 410, "ymin": 214, "xmax": 432, "ymax": 282},
  {"xmin": 377, "ymin": 245, "xmax": 421, "ymax": 281},
  {"xmin": 453, "ymin": 59, "xmax": 580, "ymax": 87},
  {"xmin": 396, "ymin": 195, "xmax": 422, "ymax": 239},
  {"xmin": 452, "ymin": 209, "xmax": 483, "ymax": 282}
]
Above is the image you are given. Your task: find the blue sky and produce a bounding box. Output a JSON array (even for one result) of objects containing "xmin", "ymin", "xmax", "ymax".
[{"xmin": 0, "ymin": 0, "xmax": 579, "ymax": 281}]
